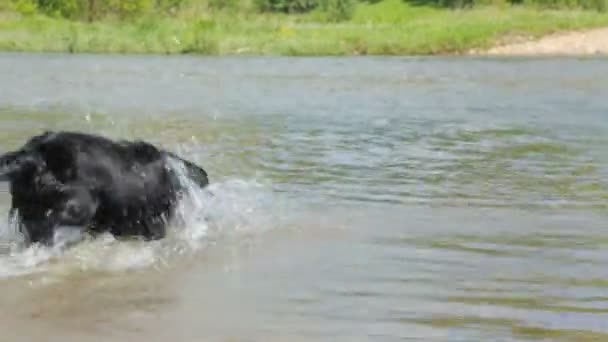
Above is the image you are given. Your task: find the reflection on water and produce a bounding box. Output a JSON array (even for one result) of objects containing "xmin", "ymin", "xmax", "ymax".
[{"xmin": 1, "ymin": 54, "xmax": 608, "ymax": 341}]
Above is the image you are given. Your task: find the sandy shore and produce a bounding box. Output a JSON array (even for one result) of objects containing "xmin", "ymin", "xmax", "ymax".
[{"xmin": 470, "ymin": 27, "xmax": 608, "ymax": 56}]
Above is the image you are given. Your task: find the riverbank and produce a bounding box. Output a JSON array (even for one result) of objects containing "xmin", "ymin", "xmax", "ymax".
[
  {"xmin": 2, "ymin": 0, "xmax": 608, "ymax": 56},
  {"xmin": 471, "ymin": 27, "xmax": 608, "ymax": 56}
]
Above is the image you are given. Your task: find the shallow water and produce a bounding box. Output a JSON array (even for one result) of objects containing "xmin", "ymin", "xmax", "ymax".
[{"xmin": 1, "ymin": 53, "xmax": 608, "ymax": 341}]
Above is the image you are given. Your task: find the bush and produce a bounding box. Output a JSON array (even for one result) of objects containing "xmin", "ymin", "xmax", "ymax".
[
  {"xmin": 107, "ymin": 0, "xmax": 153, "ymax": 18},
  {"xmin": 255, "ymin": 0, "xmax": 354, "ymax": 20},
  {"xmin": 156, "ymin": 0, "xmax": 184, "ymax": 12},
  {"xmin": 255, "ymin": 0, "xmax": 318, "ymax": 13},
  {"xmin": 515, "ymin": 0, "xmax": 607, "ymax": 11},
  {"xmin": 319, "ymin": 0, "xmax": 354, "ymax": 21},
  {"xmin": 16, "ymin": 0, "xmax": 184, "ymax": 20},
  {"xmin": 583, "ymin": 0, "xmax": 608, "ymax": 11},
  {"xmin": 13, "ymin": 0, "xmax": 38, "ymax": 15},
  {"xmin": 34, "ymin": 0, "xmax": 87, "ymax": 19},
  {"xmin": 208, "ymin": 0, "xmax": 239, "ymax": 10}
]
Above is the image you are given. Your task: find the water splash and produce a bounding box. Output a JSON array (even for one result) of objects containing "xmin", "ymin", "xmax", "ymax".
[{"xmin": 0, "ymin": 154, "xmax": 280, "ymax": 279}]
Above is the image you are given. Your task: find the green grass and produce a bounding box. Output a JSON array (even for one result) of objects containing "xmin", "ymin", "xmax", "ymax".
[{"xmin": 2, "ymin": 0, "xmax": 608, "ymax": 55}]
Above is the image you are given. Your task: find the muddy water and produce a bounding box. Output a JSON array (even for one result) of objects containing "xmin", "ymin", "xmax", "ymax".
[{"xmin": 1, "ymin": 54, "xmax": 608, "ymax": 341}]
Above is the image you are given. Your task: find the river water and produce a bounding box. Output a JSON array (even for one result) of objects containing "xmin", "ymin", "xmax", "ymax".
[{"xmin": 0, "ymin": 53, "xmax": 607, "ymax": 341}]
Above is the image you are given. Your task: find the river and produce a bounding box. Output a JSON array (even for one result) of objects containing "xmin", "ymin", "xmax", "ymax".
[{"xmin": 0, "ymin": 53, "xmax": 607, "ymax": 341}]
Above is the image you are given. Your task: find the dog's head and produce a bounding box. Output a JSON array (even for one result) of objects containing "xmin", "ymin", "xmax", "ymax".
[
  {"xmin": 0, "ymin": 150, "xmax": 43, "ymax": 182},
  {"xmin": 0, "ymin": 131, "xmax": 60, "ymax": 182}
]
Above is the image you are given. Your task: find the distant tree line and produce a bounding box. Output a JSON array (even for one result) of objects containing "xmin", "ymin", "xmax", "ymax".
[
  {"xmin": 8, "ymin": 0, "xmax": 361, "ymax": 20},
  {"xmin": 6, "ymin": 0, "xmax": 608, "ymax": 22}
]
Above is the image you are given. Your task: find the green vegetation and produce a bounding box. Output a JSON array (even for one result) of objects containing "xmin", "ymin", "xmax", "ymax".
[{"xmin": 1, "ymin": 0, "xmax": 608, "ymax": 55}]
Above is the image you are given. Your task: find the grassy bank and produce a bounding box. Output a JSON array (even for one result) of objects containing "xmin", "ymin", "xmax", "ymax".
[{"xmin": 2, "ymin": 0, "xmax": 608, "ymax": 55}]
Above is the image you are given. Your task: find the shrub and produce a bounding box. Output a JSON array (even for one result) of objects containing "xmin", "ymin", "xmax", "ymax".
[
  {"xmin": 255, "ymin": 0, "xmax": 318, "ymax": 13},
  {"xmin": 13, "ymin": 0, "xmax": 38, "ymax": 15},
  {"xmin": 208, "ymin": 0, "xmax": 239, "ymax": 10},
  {"xmin": 319, "ymin": 0, "xmax": 354, "ymax": 21},
  {"xmin": 255, "ymin": 0, "xmax": 354, "ymax": 20},
  {"xmin": 19, "ymin": 0, "xmax": 184, "ymax": 20},
  {"xmin": 34, "ymin": 0, "xmax": 87, "ymax": 19},
  {"xmin": 107, "ymin": 0, "xmax": 154, "ymax": 18}
]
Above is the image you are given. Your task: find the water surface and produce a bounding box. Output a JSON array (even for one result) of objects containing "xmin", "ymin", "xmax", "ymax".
[{"xmin": 1, "ymin": 53, "xmax": 608, "ymax": 341}]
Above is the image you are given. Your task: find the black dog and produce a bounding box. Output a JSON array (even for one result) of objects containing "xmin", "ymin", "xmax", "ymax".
[{"xmin": 0, "ymin": 131, "xmax": 209, "ymax": 246}]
